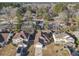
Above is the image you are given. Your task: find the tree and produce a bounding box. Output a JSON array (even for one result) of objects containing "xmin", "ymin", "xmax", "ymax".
[
  {"xmin": 43, "ymin": 13, "xmax": 50, "ymax": 21},
  {"xmin": 74, "ymin": 4, "xmax": 79, "ymax": 9},
  {"xmin": 53, "ymin": 3, "xmax": 64, "ymax": 14},
  {"xmin": 74, "ymin": 15, "xmax": 79, "ymax": 27},
  {"xmin": 66, "ymin": 32, "xmax": 79, "ymax": 47},
  {"xmin": 76, "ymin": 39, "xmax": 79, "ymax": 45},
  {"xmin": 0, "ymin": 3, "xmax": 21, "ymax": 9},
  {"xmin": 15, "ymin": 9, "xmax": 23, "ymax": 32},
  {"xmin": 36, "ymin": 7, "xmax": 50, "ymax": 21},
  {"xmin": 36, "ymin": 8, "xmax": 43, "ymax": 18},
  {"xmin": 25, "ymin": 10, "xmax": 32, "ymax": 20}
]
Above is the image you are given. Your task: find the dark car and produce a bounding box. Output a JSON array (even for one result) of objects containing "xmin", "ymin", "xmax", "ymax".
[
  {"xmin": 16, "ymin": 47, "xmax": 29, "ymax": 56},
  {"xmin": 16, "ymin": 47, "xmax": 22, "ymax": 53},
  {"xmin": 21, "ymin": 47, "xmax": 28, "ymax": 56}
]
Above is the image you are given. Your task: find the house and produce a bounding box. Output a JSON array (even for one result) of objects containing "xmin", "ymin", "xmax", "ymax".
[
  {"xmin": 52, "ymin": 32, "xmax": 75, "ymax": 44},
  {"xmin": 58, "ymin": 11, "xmax": 68, "ymax": 20},
  {"xmin": 67, "ymin": 4, "xmax": 76, "ymax": 10},
  {"xmin": 0, "ymin": 7, "xmax": 17, "ymax": 20},
  {"xmin": 32, "ymin": 13, "xmax": 36, "ymax": 19},
  {"xmin": 64, "ymin": 34, "xmax": 75, "ymax": 44},
  {"xmin": 32, "ymin": 19, "xmax": 44, "ymax": 30},
  {"xmin": 74, "ymin": 10, "xmax": 79, "ymax": 17},
  {"xmin": 39, "ymin": 30, "xmax": 53, "ymax": 47},
  {"xmin": 73, "ymin": 31, "xmax": 79, "ymax": 39},
  {"xmin": 0, "ymin": 18, "xmax": 14, "ymax": 31},
  {"xmin": 0, "ymin": 7, "xmax": 8, "ymax": 15},
  {"xmin": 66, "ymin": 18, "xmax": 78, "ymax": 28},
  {"xmin": 0, "ymin": 32, "xmax": 13, "ymax": 47},
  {"xmin": 53, "ymin": 33, "xmax": 67, "ymax": 44},
  {"xmin": 12, "ymin": 31, "xmax": 28, "ymax": 45},
  {"xmin": 48, "ymin": 22, "xmax": 59, "ymax": 31},
  {"xmin": 48, "ymin": 17, "xmax": 66, "ymax": 32},
  {"xmin": 67, "ymin": 4, "xmax": 76, "ymax": 16},
  {"xmin": 0, "ymin": 24, "xmax": 9, "ymax": 32}
]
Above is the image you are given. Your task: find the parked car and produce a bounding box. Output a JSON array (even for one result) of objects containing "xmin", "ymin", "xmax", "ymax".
[{"xmin": 16, "ymin": 47, "xmax": 28, "ymax": 56}]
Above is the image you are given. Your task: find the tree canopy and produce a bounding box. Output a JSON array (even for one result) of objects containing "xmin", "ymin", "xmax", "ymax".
[
  {"xmin": 53, "ymin": 3, "xmax": 64, "ymax": 14},
  {"xmin": 0, "ymin": 3, "xmax": 21, "ymax": 9}
]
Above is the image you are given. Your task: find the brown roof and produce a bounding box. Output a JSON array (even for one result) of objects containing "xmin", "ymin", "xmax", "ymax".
[
  {"xmin": 1, "ymin": 33, "xmax": 9, "ymax": 41},
  {"xmin": 13, "ymin": 31, "xmax": 27, "ymax": 39},
  {"xmin": 12, "ymin": 33, "xmax": 20, "ymax": 39}
]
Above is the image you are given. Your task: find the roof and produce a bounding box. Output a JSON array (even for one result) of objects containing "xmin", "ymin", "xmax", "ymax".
[
  {"xmin": 13, "ymin": 31, "xmax": 27, "ymax": 39},
  {"xmin": 54, "ymin": 32, "xmax": 75, "ymax": 43},
  {"xmin": 0, "ymin": 34, "xmax": 4, "ymax": 42},
  {"xmin": 1, "ymin": 33, "xmax": 9, "ymax": 41},
  {"xmin": 0, "ymin": 32, "xmax": 11, "ymax": 42},
  {"xmin": 55, "ymin": 33, "xmax": 68, "ymax": 39},
  {"xmin": 73, "ymin": 31, "xmax": 79, "ymax": 38},
  {"xmin": 32, "ymin": 19, "xmax": 44, "ymax": 21},
  {"xmin": 41, "ymin": 30, "xmax": 51, "ymax": 33}
]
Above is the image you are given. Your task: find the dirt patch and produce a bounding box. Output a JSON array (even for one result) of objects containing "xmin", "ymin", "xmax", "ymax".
[
  {"xmin": 27, "ymin": 43, "xmax": 70, "ymax": 56},
  {"xmin": 0, "ymin": 43, "xmax": 16, "ymax": 56}
]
